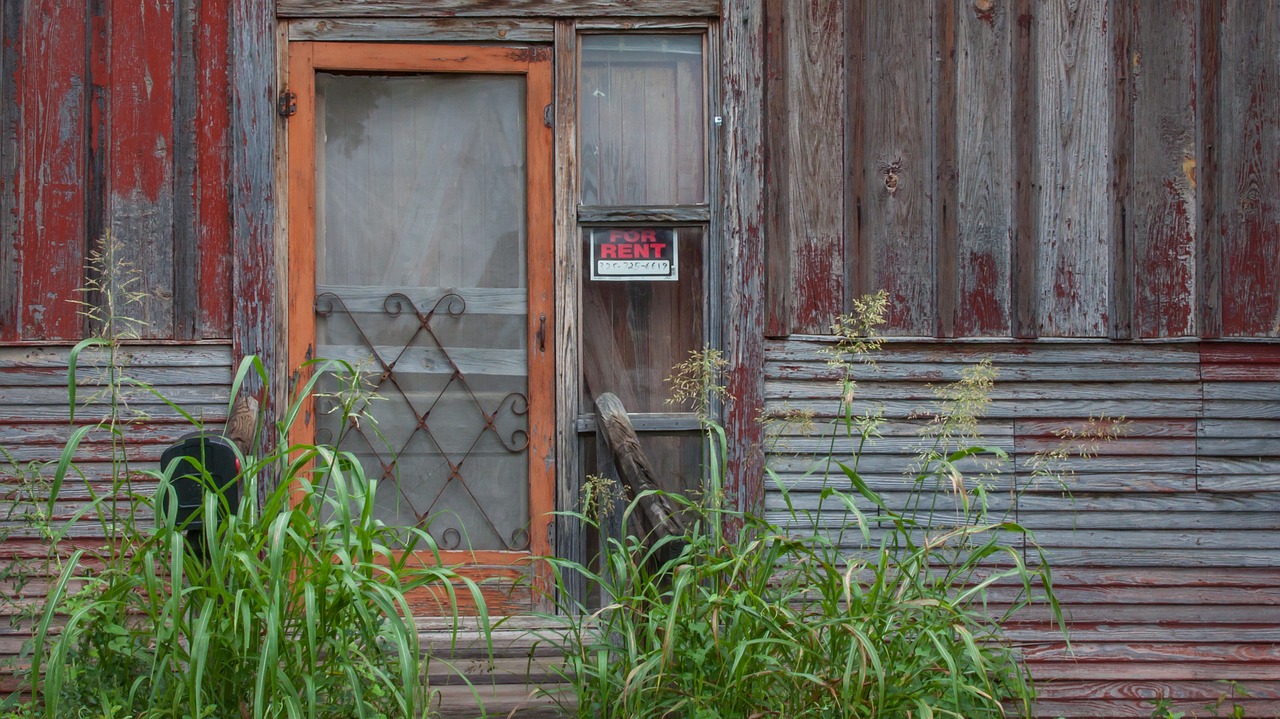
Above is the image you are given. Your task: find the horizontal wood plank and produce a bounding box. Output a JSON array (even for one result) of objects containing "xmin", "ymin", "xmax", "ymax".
[
  {"xmin": 277, "ymin": 1, "xmax": 721, "ymax": 19},
  {"xmin": 289, "ymin": 18, "xmax": 555, "ymax": 42}
]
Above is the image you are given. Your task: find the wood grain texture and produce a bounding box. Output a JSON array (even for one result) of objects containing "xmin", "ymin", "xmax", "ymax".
[
  {"xmin": 552, "ymin": 20, "xmax": 584, "ymax": 604},
  {"xmin": 109, "ymin": 0, "xmax": 176, "ymax": 339},
  {"xmin": 276, "ymin": 0, "xmax": 721, "ymax": 18},
  {"xmin": 1033, "ymin": 0, "xmax": 1114, "ymax": 337},
  {"xmin": 1107, "ymin": 0, "xmax": 1132, "ymax": 340},
  {"xmin": 768, "ymin": 0, "xmax": 845, "ymax": 336},
  {"xmin": 1010, "ymin": 0, "xmax": 1038, "ymax": 338},
  {"xmin": 575, "ymin": 205, "xmax": 710, "ymax": 224},
  {"xmin": 173, "ymin": 0, "xmax": 199, "ymax": 340},
  {"xmin": 1215, "ymin": 0, "xmax": 1280, "ymax": 338},
  {"xmin": 1130, "ymin": 0, "xmax": 1198, "ymax": 339},
  {"xmin": 952, "ymin": 0, "xmax": 1013, "ymax": 337},
  {"xmin": 289, "ymin": 17, "xmax": 554, "ymax": 42},
  {"xmin": 230, "ymin": 0, "xmax": 278, "ymax": 426},
  {"xmin": 1197, "ymin": 0, "xmax": 1222, "ymax": 340},
  {"xmin": 195, "ymin": 0, "xmax": 233, "ymax": 339},
  {"xmin": 721, "ymin": 0, "xmax": 767, "ymax": 518},
  {"xmin": 858, "ymin": 1, "xmax": 935, "ymax": 336},
  {"xmin": 762, "ymin": 0, "xmax": 788, "ymax": 337},
  {"xmin": 18, "ymin": 0, "xmax": 88, "ymax": 340}
]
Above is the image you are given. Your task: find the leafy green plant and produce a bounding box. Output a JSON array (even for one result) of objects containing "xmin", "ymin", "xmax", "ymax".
[
  {"xmin": 536, "ymin": 294, "xmax": 1066, "ymax": 719},
  {"xmin": 1, "ymin": 348, "xmax": 488, "ymax": 719}
]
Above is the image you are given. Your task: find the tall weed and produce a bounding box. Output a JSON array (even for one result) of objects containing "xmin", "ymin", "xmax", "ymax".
[
  {"xmin": 4, "ymin": 349, "xmax": 485, "ymax": 719},
  {"xmin": 538, "ymin": 293, "xmax": 1066, "ymax": 719}
]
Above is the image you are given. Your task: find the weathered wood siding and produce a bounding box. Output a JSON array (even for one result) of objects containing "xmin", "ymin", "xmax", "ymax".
[
  {"xmin": 0, "ymin": 344, "xmax": 234, "ymax": 683},
  {"xmin": 766, "ymin": 1, "xmax": 1280, "ymax": 716},
  {"xmin": 765, "ymin": 338, "xmax": 1280, "ymax": 718},
  {"xmin": 0, "ymin": 0, "xmax": 235, "ymax": 342},
  {"xmin": 767, "ymin": 0, "xmax": 1280, "ymax": 340}
]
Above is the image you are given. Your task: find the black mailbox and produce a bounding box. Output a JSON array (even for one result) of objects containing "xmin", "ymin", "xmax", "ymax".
[{"xmin": 158, "ymin": 433, "xmax": 241, "ymax": 533}]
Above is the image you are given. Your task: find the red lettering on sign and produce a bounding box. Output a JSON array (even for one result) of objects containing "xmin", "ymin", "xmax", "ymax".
[{"xmin": 600, "ymin": 244, "xmax": 617, "ymax": 258}]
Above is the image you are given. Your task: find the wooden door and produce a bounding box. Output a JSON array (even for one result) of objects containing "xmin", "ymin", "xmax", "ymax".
[{"xmin": 287, "ymin": 43, "xmax": 554, "ymax": 599}]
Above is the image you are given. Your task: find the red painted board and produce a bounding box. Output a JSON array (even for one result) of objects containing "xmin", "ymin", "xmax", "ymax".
[
  {"xmin": 196, "ymin": 0, "xmax": 233, "ymax": 339},
  {"xmin": 19, "ymin": 0, "xmax": 88, "ymax": 340},
  {"xmin": 108, "ymin": 0, "xmax": 175, "ymax": 339}
]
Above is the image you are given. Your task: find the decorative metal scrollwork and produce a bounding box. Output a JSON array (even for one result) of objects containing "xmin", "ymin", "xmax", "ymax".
[{"xmin": 314, "ymin": 290, "xmax": 531, "ymax": 551}]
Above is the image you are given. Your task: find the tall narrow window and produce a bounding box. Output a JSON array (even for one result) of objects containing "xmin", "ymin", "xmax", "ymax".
[{"xmin": 577, "ymin": 33, "xmax": 712, "ymax": 500}]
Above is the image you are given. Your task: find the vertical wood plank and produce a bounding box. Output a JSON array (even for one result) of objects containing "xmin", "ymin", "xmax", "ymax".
[
  {"xmin": 196, "ymin": 0, "xmax": 233, "ymax": 339},
  {"xmin": 0, "ymin": 0, "xmax": 17, "ymax": 340},
  {"xmin": 1131, "ymin": 0, "xmax": 1198, "ymax": 339},
  {"xmin": 525, "ymin": 46, "xmax": 557, "ymax": 582},
  {"xmin": 762, "ymin": 0, "xmax": 789, "ymax": 337},
  {"xmin": 861, "ymin": 2, "xmax": 935, "ymax": 336},
  {"xmin": 1109, "ymin": 0, "xmax": 1133, "ymax": 340},
  {"xmin": 173, "ymin": 0, "xmax": 199, "ymax": 340},
  {"xmin": 1197, "ymin": 1, "xmax": 1222, "ymax": 339},
  {"xmin": 109, "ymin": 0, "xmax": 176, "ymax": 339},
  {"xmin": 285, "ymin": 40, "xmax": 313, "ymax": 457},
  {"xmin": 1216, "ymin": 0, "xmax": 1280, "ymax": 338},
  {"xmin": 231, "ymin": 0, "xmax": 278, "ymax": 428},
  {"xmin": 934, "ymin": 0, "xmax": 957, "ymax": 338},
  {"xmin": 553, "ymin": 20, "xmax": 584, "ymax": 607},
  {"xmin": 721, "ymin": 2, "xmax": 766, "ymax": 519},
  {"xmin": 774, "ymin": 1, "xmax": 844, "ymax": 336},
  {"xmin": 19, "ymin": 0, "xmax": 88, "ymax": 340},
  {"xmin": 953, "ymin": 0, "xmax": 1013, "ymax": 337},
  {"xmin": 1034, "ymin": 0, "xmax": 1113, "ymax": 337},
  {"xmin": 1011, "ymin": 0, "xmax": 1038, "ymax": 338}
]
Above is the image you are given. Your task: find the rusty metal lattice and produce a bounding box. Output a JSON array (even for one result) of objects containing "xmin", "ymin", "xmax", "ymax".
[{"xmin": 315, "ymin": 291, "xmax": 531, "ymax": 551}]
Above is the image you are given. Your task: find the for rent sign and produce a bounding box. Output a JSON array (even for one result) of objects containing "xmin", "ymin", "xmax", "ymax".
[{"xmin": 590, "ymin": 228, "xmax": 679, "ymax": 281}]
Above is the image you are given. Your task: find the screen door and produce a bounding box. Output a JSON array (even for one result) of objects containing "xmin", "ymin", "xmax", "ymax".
[{"xmin": 287, "ymin": 44, "xmax": 554, "ymax": 565}]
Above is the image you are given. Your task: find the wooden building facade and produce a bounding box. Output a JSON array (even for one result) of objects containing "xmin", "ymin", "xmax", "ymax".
[{"xmin": 0, "ymin": 0, "xmax": 1278, "ymax": 716}]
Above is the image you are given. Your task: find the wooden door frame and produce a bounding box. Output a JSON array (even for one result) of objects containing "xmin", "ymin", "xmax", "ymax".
[{"xmin": 285, "ymin": 42, "xmax": 556, "ymax": 569}]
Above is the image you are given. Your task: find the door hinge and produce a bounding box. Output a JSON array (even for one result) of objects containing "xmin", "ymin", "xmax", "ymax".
[
  {"xmin": 278, "ymin": 90, "xmax": 298, "ymax": 118},
  {"xmin": 543, "ymin": 103, "xmax": 553, "ymax": 128}
]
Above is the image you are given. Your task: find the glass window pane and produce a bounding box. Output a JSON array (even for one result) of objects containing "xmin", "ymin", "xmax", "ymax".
[
  {"xmin": 581, "ymin": 227, "xmax": 704, "ymax": 414},
  {"xmin": 579, "ymin": 34, "xmax": 705, "ymax": 205}
]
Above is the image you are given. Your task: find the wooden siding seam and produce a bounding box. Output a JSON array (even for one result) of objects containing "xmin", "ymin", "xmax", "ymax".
[
  {"xmin": 844, "ymin": 0, "xmax": 864, "ymax": 312},
  {"xmin": 1109, "ymin": 0, "xmax": 1133, "ymax": 341},
  {"xmin": 933, "ymin": 0, "xmax": 956, "ymax": 339},
  {"xmin": 1197, "ymin": 1, "xmax": 1221, "ymax": 339},
  {"xmin": 0, "ymin": 0, "xmax": 20, "ymax": 341},
  {"xmin": 1011, "ymin": 0, "xmax": 1037, "ymax": 339}
]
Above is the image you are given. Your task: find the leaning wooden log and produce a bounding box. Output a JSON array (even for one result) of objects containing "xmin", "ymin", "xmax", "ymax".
[{"xmin": 593, "ymin": 392, "xmax": 692, "ymax": 548}]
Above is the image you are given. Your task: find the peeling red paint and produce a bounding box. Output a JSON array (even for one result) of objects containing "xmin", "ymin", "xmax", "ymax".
[
  {"xmin": 19, "ymin": 0, "xmax": 87, "ymax": 340},
  {"xmin": 957, "ymin": 250, "xmax": 1008, "ymax": 336},
  {"xmin": 791, "ymin": 235, "xmax": 843, "ymax": 334},
  {"xmin": 196, "ymin": 0, "xmax": 233, "ymax": 338},
  {"xmin": 1135, "ymin": 179, "xmax": 1195, "ymax": 338}
]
